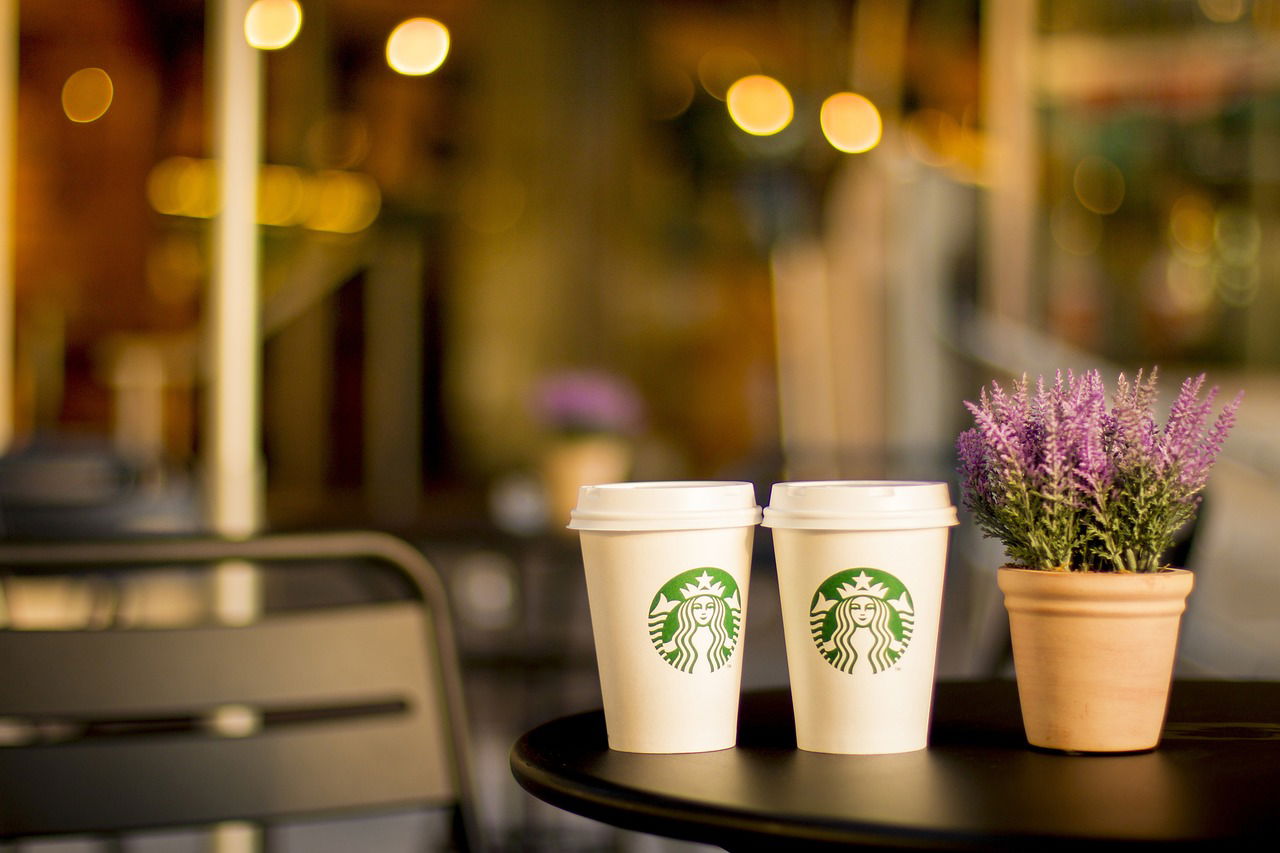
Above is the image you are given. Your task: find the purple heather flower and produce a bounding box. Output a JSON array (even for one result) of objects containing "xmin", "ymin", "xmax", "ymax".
[
  {"xmin": 1161, "ymin": 374, "xmax": 1214, "ymax": 477},
  {"xmin": 963, "ymin": 396, "xmax": 1029, "ymax": 477},
  {"xmin": 956, "ymin": 367, "xmax": 1241, "ymax": 572},
  {"xmin": 1109, "ymin": 369, "xmax": 1161, "ymax": 469},
  {"xmin": 1065, "ymin": 370, "xmax": 1112, "ymax": 492},
  {"xmin": 1170, "ymin": 385, "xmax": 1242, "ymax": 495},
  {"xmin": 1033, "ymin": 373, "xmax": 1073, "ymax": 504},
  {"xmin": 955, "ymin": 427, "xmax": 989, "ymax": 510}
]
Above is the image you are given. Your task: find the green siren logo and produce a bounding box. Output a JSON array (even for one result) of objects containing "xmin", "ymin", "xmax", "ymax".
[
  {"xmin": 648, "ymin": 568, "xmax": 742, "ymax": 674},
  {"xmin": 810, "ymin": 568, "xmax": 914, "ymax": 674}
]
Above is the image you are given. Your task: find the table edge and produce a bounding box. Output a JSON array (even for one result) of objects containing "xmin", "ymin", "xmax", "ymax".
[{"xmin": 511, "ymin": 682, "xmax": 1277, "ymax": 850}]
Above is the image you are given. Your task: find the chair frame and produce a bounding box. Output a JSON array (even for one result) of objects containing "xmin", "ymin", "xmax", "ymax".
[{"xmin": 0, "ymin": 531, "xmax": 478, "ymax": 850}]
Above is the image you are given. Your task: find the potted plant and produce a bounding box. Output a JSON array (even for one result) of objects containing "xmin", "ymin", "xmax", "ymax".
[
  {"xmin": 956, "ymin": 368, "xmax": 1241, "ymax": 752},
  {"xmin": 531, "ymin": 369, "xmax": 645, "ymax": 528}
]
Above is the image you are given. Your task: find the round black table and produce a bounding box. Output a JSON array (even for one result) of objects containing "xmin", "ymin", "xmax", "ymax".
[{"xmin": 511, "ymin": 681, "xmax": 1280, "ymax": 850}]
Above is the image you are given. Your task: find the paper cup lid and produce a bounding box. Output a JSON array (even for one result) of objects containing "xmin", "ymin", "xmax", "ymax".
[
  {"xmin": 568, "ymin": 481, "xmax": 762, "ymax": 531},
  {"xmin": 762, "ymin": 481, "xmax": 958, "ymax": 531}
]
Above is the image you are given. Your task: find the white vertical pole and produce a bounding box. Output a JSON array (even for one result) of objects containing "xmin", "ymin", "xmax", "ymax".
[
  {"xmin": 206, "ymin": 0, "xmax": 262, "ymax": 540},
  {"xmin": 0, "ymin": 0, "xmax": 17, "ymax": 452},
  {"xmin": 208, "ymin": 15, "xmax": 264, "ymax": 853},
  {"xmin": 207, "ymin": 0, "xmax": 262, "ymax": 636}
]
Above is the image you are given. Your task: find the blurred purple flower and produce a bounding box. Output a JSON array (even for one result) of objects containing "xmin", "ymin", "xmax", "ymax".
[{"xmin": 531, "ymin": 370, "xmax": 645, "ymax": 436}]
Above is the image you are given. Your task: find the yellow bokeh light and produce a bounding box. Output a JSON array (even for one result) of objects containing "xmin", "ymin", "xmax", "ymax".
[
  {"xmin": 149, "ymin": 156, "xmax": 381, "ymax": 231},
  {"xmin": 257, "ymin": 165, "xmax": 309, "ymax": 226},
  {"xmin": 147, "ymin": 156, "xmax": 219, "ymax": 218},
  {"xmin": 1200, "ymin": 0, "xmax": 1246, "ymax": 23},
  {"xmin": 726, "ymin": 75, "xmax": 793, "ymax": 137},
  {"xmin": 180, "ymin": 159, "xmax": 220, "ymax": 218},
  {"xmin": 62, "ymin": 68, "xmax": 114, "ymax": 123},
  {"xmin": 306, "ymin": 170, "xmax": 381, "ymax": 233},
  {"xmin": 386, "ymin": 18, "xmax": 450, "ymax": 76},
  {"xmin": 820, "ymin": 92, "xmax": 882, "ymax": 154},
  {"xmin": 1073, "ymin": 156, "xmax": 1125, "ymax": 215},
  {"xmin": 147, "ymin": 157, "xmax": 188, "ymax": 215},
  {"xmin": 1169, "ymin": 194, "xmax": 1215, "ymax": 256},
  {"xmin": 245, "ymin": 0, "xmax": 303, "ymax": 50}
]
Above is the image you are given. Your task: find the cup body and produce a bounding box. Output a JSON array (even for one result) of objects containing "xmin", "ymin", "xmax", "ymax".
[
  {"xmin": 570, "ymin": 481, "xmax": 761, "ymax": 753},
  {"xmin": 763, "ymin": 481, "xmax": 957, "ymax": 754}
]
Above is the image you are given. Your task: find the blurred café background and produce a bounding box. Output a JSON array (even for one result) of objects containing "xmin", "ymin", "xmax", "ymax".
[{"xmin": 4, "ymin": 0, "xmax": 1280, "ymax": 849}]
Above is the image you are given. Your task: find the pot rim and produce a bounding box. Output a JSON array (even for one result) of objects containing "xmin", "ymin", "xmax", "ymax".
[
  {"xmin": 997, "ymin": 565, "xmax": 1191, "ymax": 575},
  {"xmin": 997, "ymin": 564, "xmax": 1194, "ymax": 609}
]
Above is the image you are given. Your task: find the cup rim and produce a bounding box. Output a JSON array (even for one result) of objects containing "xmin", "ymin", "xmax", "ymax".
[
  {"xmin": 762, "ymin": 480, "xmax": 958, "ymax": 531},
  {"xmin": 569, "ymin": 480, "xmax": 763, "ymax": 531}
]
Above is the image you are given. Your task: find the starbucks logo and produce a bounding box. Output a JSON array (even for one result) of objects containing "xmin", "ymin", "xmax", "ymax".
[
  {"xmin": 809, "ymin": 568, "xmax": 914, "ymax": 674},
  {"xmin": 648, "ymin": 568, "xmax": 743, "ymax": 674}
]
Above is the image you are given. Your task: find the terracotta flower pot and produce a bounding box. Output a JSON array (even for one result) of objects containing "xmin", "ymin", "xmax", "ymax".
[
  {"xmin": 997, "ymin": 567, "xmax": 1194, "ymax": 753},
  {"xmin": 541, "ymin": 434, "xmax": 633, "ymax": 532}
]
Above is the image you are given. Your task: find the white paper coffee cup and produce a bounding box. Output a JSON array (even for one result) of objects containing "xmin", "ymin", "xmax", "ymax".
[
  {"xmin": 763, "ymin": 481, "xmax": 958, "ymax": 754},
  {"xmin": 570, "ymin": 481, "xmax": 761, "ymax": 753}
]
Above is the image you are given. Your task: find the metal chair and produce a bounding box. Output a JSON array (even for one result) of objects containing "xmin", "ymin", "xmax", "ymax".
[{"xmin": 0, "ymin": 531, "xmax": 478, "ymax": 851}]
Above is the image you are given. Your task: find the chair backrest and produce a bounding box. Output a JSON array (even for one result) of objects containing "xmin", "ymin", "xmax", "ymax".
[{"xmin": 0, "ymin": 532, "xmax": 476, "ymax": 849}]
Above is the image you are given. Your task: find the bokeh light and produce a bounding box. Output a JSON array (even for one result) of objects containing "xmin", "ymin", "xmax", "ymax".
[
  {"xmin": 148, "ymin": 157, "xmax": 378, "ymax": 233},
  {"xmin": 1073, "ymin": 156, "xmax": 1125, "ymax": 214},
  {"xmin": 147, "ymin": 156, "xmax": 219, "ymax": 218},
  {"xmin": 1200, "ymin": 0, "xmax": 1247, "ymax": 23},
  {"xmin": 454, "ymin": 552, "xmax": 518, "ymax": 630},
  {"xmin": 386, "ymin": 18, "xmax": 450, "ymax": 76},
  {"xmin": 257, "ymin": 164, "xmax": 309, "ymax": 226},
  {"xmin": 820, "ymin": 92, "xmax": 882, "ymax": 154},
  {"xmin": 305, "ymin": 113, "xmax": 371, "ymax": 170},
  {"xmin": 1163, "ymin": 255, "xmax": 1216, "ymax": 315},
  {"xmin": 62, "ymin": 68, "xmax": 114, "ymax": 123},
  {"xmin": 697, "ymin": 47, "xmax": 759, "ymax": 100},
  {"xmin": 650, "ymin": 63, "xmax": 695, "ymax": 121},
  {"xmin": 726, "ymin": 75, "xmax": 793, "ymax": 136},
  {"xmin": 305, "ymin": 170, "xmax": 381, "ymax": 233},
  {"xmin": 1215, "ymin": 261, "xmax": 1260, "ymax": 306},
  {"xmin": 146, "ymin": 157, "xmax": 188, "ymax": 216},
  {"xmin": 244, "ymin": 0, "xmax": 303, "ymax": 50},
  {"xmin": 1213, "ymin": 206, "xmax": 1261, "ymax": 264},
  {"xmin": 1169, "ymin": 194, "xmax": 1215, "ymax": 257}
]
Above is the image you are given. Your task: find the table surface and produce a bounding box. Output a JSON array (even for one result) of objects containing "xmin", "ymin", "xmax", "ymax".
[{"xmin": 511, "ymin": 681, "xmax": 1280, "ymax": 850}]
